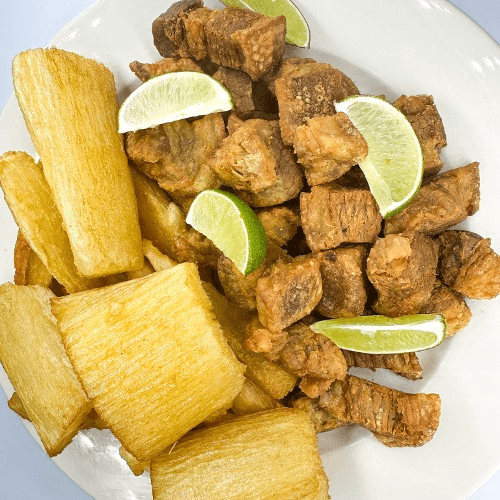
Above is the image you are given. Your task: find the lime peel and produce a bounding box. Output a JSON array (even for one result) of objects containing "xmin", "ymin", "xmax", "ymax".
[
  {"xmin": 186, "ymin": 189, "xmax": 268, "ymax": 275},
  {"xmin": 220, "ymin": 0, "xmax": 310, "ymax": 48},
  {"xmin": 335, "ymin": 95, "xmax": 423, "ymax": 218},
  {"xmin": 310, "ymin": 314, "xmax": 446, "ymax": 354},
  {"xmin": 118, "ymin": 72, "xmax": 233, "ymax": 133}
]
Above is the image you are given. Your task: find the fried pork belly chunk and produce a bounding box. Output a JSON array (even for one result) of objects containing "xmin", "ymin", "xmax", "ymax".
[
  {"xmin": 204, "ymin": 9, "xmax": 286, "ymax": 80},
  {"xmin": 300, "ymin": 185, "xmax": 382, "ymax": 252},
  {"xmin": 256, "ymin": 255, "xmax": 323, "ymax": 332},
  {"xmin": 126, "ymin": 113, "xmax": 225, "ymax": 196},
  {"xmin": 212, "ymin": 66, "xmax": 255, "ymax": 117},
  {"xmin": 384, "ymin": 162, "xmax": 480, "ymax": 235},
  {"xmin": 367, "ymin": 232, "xmax": 439, "ymax": 317},
  {"xmin": 245, "ymin": 320, "xmax": 347, "ymax": 398},
  {"xmin": 274, "ymin": 61, "xmax": 359, "ymax": 145},
  {"xmin": 342, "ymin": 351, "xmax": 423, "ymax": 380},
  {"xmin": 292, "ymin": 396, "xmax": 345, "ymax": 433},
  {"xmin": 214, "ymin": 119, "xmax": 304, "ymax": 206},
  {"xmin": 318, "ymin": 375, "xmax": 441, "ymax": 447},
  {"xmin": 244, "ymin": 313, "xmax": 289, "ymax": 358},
  {"xmin": 152, "ymin": 0, "xmax": 204, "ymax": 58},
  {"xmin": 294, "ymin": 113, "xmax": 368, "ymax": 186},
  {"xmin": 393, "ymin": 95, "xmax": 447, "ymax": 177},
  {"xmin": 157, "ymin": 2, "xmax": 287, "ymax": 80},
  {"xmin": 213, "ymin": 119, "xmax": 282, "ymax": 192},
  {"xmin": 129, "ymin": 57, "xmax": 202, "ymax": 82},
  {"xmin": 315, "ymin": 246, "xmax": 368, "ymax": 318},
  {"xmin": 263, "ymin": 57, "xmax": 317, "ymax": 95},
  {"xmin": 218, "ymin": 242, "xmax": 287, "ymax": 311},
  {"xmin": 257, "ymin": 206, "xmax": 301, "ymax": 246},
  {"xmin": 437, "ymin": 230, "xmax": 500, "ymax": 299},
  {"xmin": 420, "ymin": 279, "xmax": 472, "ymax": 336}
]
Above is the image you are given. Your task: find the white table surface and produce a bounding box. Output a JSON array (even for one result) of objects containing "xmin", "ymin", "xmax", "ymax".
[{"xmin": 0, "ymin": 0, "xmax": 499, "ymax": 498}]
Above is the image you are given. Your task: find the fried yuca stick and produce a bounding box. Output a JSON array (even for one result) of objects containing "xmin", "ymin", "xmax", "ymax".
[
  {"xmin": 0, "ymin": 152, "xmax": 99, "ymax": 293},
  {"xmin": 151, "ymin": 408, "xmax": 330, "ymax": 500},
  {"xmin": 12, "ymin": 48, "xmax": 143, "ymax": 277},
  {"xmin": 131, "ymin": 168, "xmax": 182, "ymax": 258},
  {"xmin": 13, "ymin": 230, "xmax": 52, "ymax": 288},
  {"xmin": 0, "ymin": 284, "xmax": 92, "ymax": 456},
  {"xmin": 232, "ymin": 378, "xmax": 282, "ymax": 416},
  {"xmin": 51, "ymin": 263, "xmax": 245, "ymax": 462},
  {"xmin": 142, "ymin": 239, "xmax": 176, "ymax": 271},
  {"xmin": 203, "ymin": 282, "xmax": 298, "ymax": 399}
]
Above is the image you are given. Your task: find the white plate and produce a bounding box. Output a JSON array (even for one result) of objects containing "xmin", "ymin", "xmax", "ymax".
[{"xmin": 0, "ymin": 0, "xmax": 499, "ymax": 498}]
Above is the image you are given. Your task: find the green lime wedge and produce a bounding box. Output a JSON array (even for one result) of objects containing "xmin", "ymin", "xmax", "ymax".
[
  {"xmin": 310, "ymin": 314, "xmax": 446, "ymax": 354},
  {"xmin": 335, "ymin": 96, "xmax": 423, "ymax": 218},
  {"xmin": 186, "ymin": 189, "xmax": 268, "ymax": 275},
  {"xmin": 220, "ymin": 0, "xmax": 310, "ymax": 48},
  {"xmin": 118, "ymin": 72, "xmax": 233, "ymax": 133}
]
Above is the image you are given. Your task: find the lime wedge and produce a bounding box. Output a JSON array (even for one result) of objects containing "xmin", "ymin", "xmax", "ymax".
[
  {"xmin": 310, "ymin": 314, "xmax": 446, "ymax": 354},
  {"xmin": 221, "ymin": 0, "xmax": 310, "ymax": 48},
  {"xmin": 335, "ymin": 96, "xmax": 423, "ymax": 218},
  {"xmin": 186, "ymin": 190, "xmax": 268, "ymax": 275},
  {"xmin": 118, "ymin": 72, "xmax": 233, "ymax": 133}
]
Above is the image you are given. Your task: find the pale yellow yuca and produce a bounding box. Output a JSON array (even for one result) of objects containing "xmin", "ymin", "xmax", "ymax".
[
  {"xmin": 119, "ymin": 446, "xmax": 150, "ymax": 477},
  {"xmin": 13, "ymin": 231, "xmax": 52, "ymax": 288},
  {"xmin": 0, "ymin": 152, "xmax": 99, "ymax": 293},
  {"xmin": 12, "ymin": 48, "xmax": 143, "ymax": 277},
  {"xmin": 131, "ymin": 168, "xmax": 184, "ymax": 259},
  {"xmin": 203, "ymin": 282, "xmax": 298, "ymax": 399},
  {"xmin": 142, "ymin": 239, "xmax": 176, "ymax": 271},
  {"xmin": 232, "ymin": 378, "xmax": 282, "ymax": 416},
  {"xmin": 151, "ymin": 408, "xmax": 330, "ymax": 500},
  {"xmin": 51, "ymin": 263, "xmax": 245, "ymax": 462},
  {"xmin": 0, "ymin": 284, "xmax": 92, "ymax": 456}
]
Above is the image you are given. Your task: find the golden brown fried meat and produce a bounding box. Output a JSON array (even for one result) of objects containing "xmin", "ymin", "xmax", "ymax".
[
  {"xmin": 300, "ymin": 185, "xmax": 382, "ymax": 252},
  {"xmin": 291, "ymin": 396, "xmax": 346, "ymax": 433},
  {"xmin": 235, "ymin": 145, "xmax": 304, "ymax": 207},
  {"xmin": 204, "ymin": 9, "xmax": 286, "ymax": 80},
  {"xmin": 263, "ymin": 57, "xmax": 317, "ymax": 95},
  {"xmin": 437, "ymin": 230, "xmax": 500, "ymax": 299},
  {"xmin": 393, "ymin": 95, "xmax": 447, "ymax": 177},
  {"xmin": 256, "ymin": 206, "xmax": 301, "ymax": 247},
  {"xmin": 126, "ymin": 113, "xmax": 225, "ymax": 197},
  {"xmin": 384, "ymin": 163, "xmax": 480, "ymax": 235},
  {"xmin": 217, "ymin": 242, "xmax": 288, "ymax": 311},
  {"xmin": 129, "ymin": 57, "xmax": 202, "ymax": 82},
  {"xmin": 245, "ymin": 321, "xmax": 347, "ymax": 398},
  {"xmin": 420, "ymin": 279, "xmax": 472, "ymax": 336},
  {"xmin": 367, "ymin": 232, "xmax": 439, "ymax": 317},
  {"xmin": 318, "ymin": 375, "xmax": 441, "ymax": 447},
  {"xmin": 256, "ymin": 255, "xmax": 322, "ymax": 332},
  {"xmin": 152, "ymin": 0, "xmax": 204, "ymax": 58},
  {"xmin": 213, "ymin": 119, "xmax": 281, "ymax": 192},
  {"xmin": 212, "ymin": 66, "xmax": 255, "ymax": 117},
  {"xmin": 274, "ymin": 61, "xmax": 359, "ymax": 145},
  {"xmin": 244, "ymin": 313, "xmax": 288, "ymax": 359},
  {"xmin": 294, "ymin": 113, "xmax": 368, "ymax": 186},
  {"xmin": 342, "ymin": 351, "xmax": 423, "ymax": 380},
  {"xmin": 315, "ymin": 246, "xmax": 368, "ymax": 318},
  {"xmin": 156, "ymin": 3, "xmax": 287, "ymax": 80}
]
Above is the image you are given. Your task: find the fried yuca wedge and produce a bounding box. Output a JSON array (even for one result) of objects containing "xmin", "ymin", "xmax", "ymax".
[
  {"xmin": 203, "ymin": 282, "xmax": 298, "ymax": 399},
  {"xmin": 0, "ymin": 284, "xmax": 92, "ymax": 456},
  {"xmin": 13, "ymin": 48, "xmax": 143, "ymax": 277},
  {"xmin": 142, "ymin": 239, "xmax": 176, "ymax": 271},
  {"xmin": 151, "ymin": 408, "xmax": 330, "ymax": 500},
  {"xmin": 131, "ymin": 168, "xmax": 181, "ymax": 258},
  {"xmin": 119, "ymin": 446, "xmax": 150, "ymax": 477},
  {"xmin": 8, "ymin": 393, "xmax": 107, "ymax": 431},
  {"xmin": 52, "ymin": 263, "xmax": 245, "ymax": 462},
  {"xmin": 0, "ymin": 152, "xmax": 99, "ymax": 292},
  {"xmin": 14, "ymin": 230, "xmax": 52, "ymax": 287},
  {"xmin": 232, "ymin": 378, "xmax": 282, "ymax": 416}
]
